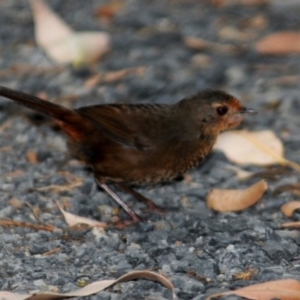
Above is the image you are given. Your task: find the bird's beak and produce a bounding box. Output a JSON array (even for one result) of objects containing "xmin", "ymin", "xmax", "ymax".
[{"xmin": 239, "ymin": 107, "xmax": 257, "ymax": 115}]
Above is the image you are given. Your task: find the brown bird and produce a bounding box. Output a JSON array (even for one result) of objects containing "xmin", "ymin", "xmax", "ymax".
[{"xmin": 0, "ymin": 86, "xmax": 256, "ymax": 223}]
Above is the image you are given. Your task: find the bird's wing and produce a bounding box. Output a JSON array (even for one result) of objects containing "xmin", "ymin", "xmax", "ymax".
[{"xmin": 76, "ymin": 104, "xmax": 169, "ymax": 150}]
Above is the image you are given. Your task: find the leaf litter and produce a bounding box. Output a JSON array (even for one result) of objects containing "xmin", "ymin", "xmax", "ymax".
[
  {"xmin": 29, "ymin": 0, "xmax": 110, "ymax": 66},
  {"xmin": 206, "ymin": 278, "xmax": 300, "ymax": 300},
  {"xmin": 207, "ymin": 179, "xmax": 268, "ymax": 212},
  {"xmin": 0, "ymin": 270, "xmax": 176, "ymax": 300},
  {"xmin": 214, "ymin": 129, "xmax": 300, "ymax": 172}
]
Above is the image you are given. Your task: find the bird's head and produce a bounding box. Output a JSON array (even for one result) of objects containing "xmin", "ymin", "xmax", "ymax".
[{"xmin": 178, "ymin": 90, "xmax": 256, "ymax": 136}]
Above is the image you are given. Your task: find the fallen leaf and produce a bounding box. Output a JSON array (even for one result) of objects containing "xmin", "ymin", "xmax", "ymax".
[
  {"xmin": 8, "ymin": 197, "xmax": 23, "ymax": 209},
  {"xmin": 282, "ymin": 221, "xmax": 300, "ymax": 228},
  {"xmin": 207, "ymin": 278, "xmax": 300, "ymax": 300},
  {"xmin": 33, "ymin": 172, "xmax": 83, "ymax": 193},
  {"xmin": 95, "ymin": 1, "xmax": 124, "ymax": 19},
  {"xmin": 55, "ymin": 200, "xmax": 107, "ymax": 228},
  {"xmin": 29, "ymin": 0, "xmax": 110, "ymax": 65},
  {"xmin": 84, "ymin": 67, "xmax": 147, "ymax": 88},
  {"xmin": 214, "ymin": 130, "xmax": 300, "ymax": 172},
  {"xmin": 207, "ymin": 180, "xmax": 268, "ymax": 212},
  {"xmin": 3, "ymin": 170, "xmax": 25, "ymax": 179},
  {"xmin": 0, "ymin": 270, "xmax": 176, "ymax": 300},
  {"xmin": 218, "ymin": 26, "xmax": 254, "ymax": 42},
  {"xmin": 267, "ymin": 75, "xmax": 300, "ymax": 86},
  {"xmin": 225, "ymin": 164, "xmax": 254, "ymax": 180},
  {"xmin": 42, "ymin": 247, "xmax": 61, "ymax": 256},
  {"xmin": 26, "ymin": 150, "xmax": 39, "ymax": 164},
  {"xmin": 281, "ymin": 201, "xmax": 300, "ymax": 217},
  {"xmin": 0, "ymin": 146, "xmax": 12, "ymax": 152},
  {"xmin": 256, "ymin": 31, "xmax": 300, "ymax": 55},
  {"xmin": 184, "ymin": 36, "xmax": 239, "ymax": 54}
]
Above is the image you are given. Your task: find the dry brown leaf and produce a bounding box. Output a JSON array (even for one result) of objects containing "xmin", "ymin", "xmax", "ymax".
[
  {"xmin": 184, "ymin": 37, "xmax": 238, "ymax": 54},
  {"xmin": 29, "ymin": 0, "xmax": 110, "ymax": 65},
  {"xmin": 0, "ymin": 270, "xmax": 176, "ymax": 300},
  {"xmin": 84, "ymin": 67, "xmax": 147, "ymax": 88},
  {"xmin": 282, "ymin": 221, "xmax": 300, "ymax": 228},
  {"xmin": 218, "ymin": 26, "xmax": 254, "ymax": 42},
  {"xmin": 26, "ymin": 150, "xmax": 39, "ymax": 164},
  {"xmin": 95, "ymin": 1, "xmax": 124, "ymax": 19},
  {"xmin": 281, "ymin": 201, "xmax": 300, "ymax": 217},
  {"xmin": 207, "ymin": 278, "xmax": 300, "ymax": 300},
  {"xmin": 207, "ymin": 180, "xmax": 268, "ymax": 212},
  {"xmin": 55, "ymin": 200, "xmax": 107, "ymax": 228},
  {"xmin": 267, "ymin": 75, "xmax": 300, "ymax": 86},
  {"xmin": 214, "ymin": 130, "xmax": 300, "ymax": 172},
  {"xmin": 8, "ymin": 197, "xmax": 24, "ymax": 209},
  {"xmin": 256, "ymin": 31, "xmax": 300, "ymax": 55},
  {"xmin": 42, "ymin": 247, "xmax": 61, "ymax": 256}
]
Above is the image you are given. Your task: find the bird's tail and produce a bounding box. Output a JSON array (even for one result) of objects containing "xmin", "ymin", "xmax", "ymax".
[{"xmin": 0, "ymin": 85, "xmax": 96, "ymax": 142}]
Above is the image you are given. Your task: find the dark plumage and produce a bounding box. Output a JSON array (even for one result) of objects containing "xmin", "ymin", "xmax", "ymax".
[{"xmin": 0, "ymin": 86, "xmax": 256, "ymax": 223}]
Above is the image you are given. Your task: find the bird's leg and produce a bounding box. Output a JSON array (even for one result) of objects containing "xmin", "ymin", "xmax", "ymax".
[
  {"xmin": 116, "ymin": 183, "xmax": 166, "ymax": 214},
  {"xmin": 96, "ymin": 179, "xmax": 143, "ymax": 223}
]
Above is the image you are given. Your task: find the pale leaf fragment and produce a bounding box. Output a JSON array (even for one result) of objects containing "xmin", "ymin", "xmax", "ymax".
[
  {"xmin": 184, "ymin": 36, "xmax": 238, "ymax": 54},
  {"xmin": 55, "ymin": 200, "xmax": 107, "ymax": 228},
  {"xmin": 256, "ymin": 31, "xmax": 300, "ymax": 55},
  {"xmin": 281, "ymin": 201, "xmax": 300, "ymax": 217},
  {"xmin": 207, "ymin": 180, "xmax": 267, "ymax": 212},
  {"xmin": 29, "ymin": 0, "xmax": 110, "ymax": 65},
  {"xmin": 0, "ymin": 270, "xmax": 176, "ymax": 300},
  {"xmin": 225, "ymin": 164, "xmax": 253, "ymax": 180},
  {"xmin": 282, "ymin": 221, "xmax": 300, "ymax": 228},
  {"xmin": 207, "ymin": 278, "xmax": 300, "ymax": 300},
  {"xmin": 214, "ymin": 130, "xmax": 300, "ymax": 172},
  {"xmin": 30, "ymin": 0, "xmax": 73, "ymax": 47}
]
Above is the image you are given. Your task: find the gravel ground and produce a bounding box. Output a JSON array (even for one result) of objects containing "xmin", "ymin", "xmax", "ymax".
[{"xmin": 1, "ymin": 1, "xmax": 300, "ymax": 299}]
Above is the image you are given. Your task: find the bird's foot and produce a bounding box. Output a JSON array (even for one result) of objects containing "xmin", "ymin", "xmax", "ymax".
[{"xmin": 109, "ymin": 215, "xmax": 144, "ymax": 229}]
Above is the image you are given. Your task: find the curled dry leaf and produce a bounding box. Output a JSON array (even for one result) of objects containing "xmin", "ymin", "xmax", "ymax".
[
  {"xmin": 29, "ymin": 0, "xmax": 110, "ymax": 65},
  {"xmin": 214, "ymin": 130, "xmax": 300, "ymax": 172},
  {"xmin": 206, "ymin": 278, "xmax": 300, "ymax": 300},
  {"xmin": 55, "ymin": 200, "xmax": 107, "ymax": 228},
  {"xmin": 0, "ymin": 270, "xmax": 176, "ymax": 300},
  {"xmin": 207, "ymin": 180, "xmax": 268, "ymax": 212},
  {"xmin": 256, "ymin": 31, "xmax": 300, "ymax": 55},
  {"xmin": 281, "ymin": 201, "xmax": 300, "ymax": 217}
]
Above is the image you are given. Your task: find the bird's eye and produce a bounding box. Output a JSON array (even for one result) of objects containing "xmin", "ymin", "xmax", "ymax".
[{"xmin": 216, "ymin": 106, "xmax": 229, "ymax": 116}]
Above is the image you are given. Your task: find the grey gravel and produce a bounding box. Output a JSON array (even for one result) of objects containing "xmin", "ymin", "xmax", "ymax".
[{"xmin": 0, "ymin": 1, "xmax": 300, "ymax": 299}]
